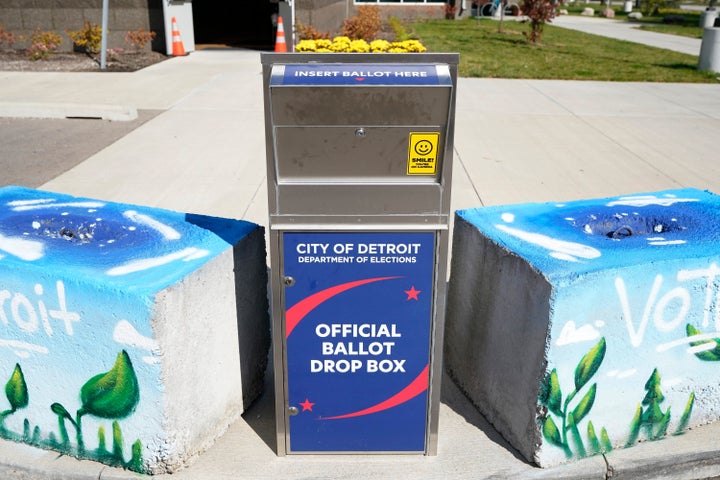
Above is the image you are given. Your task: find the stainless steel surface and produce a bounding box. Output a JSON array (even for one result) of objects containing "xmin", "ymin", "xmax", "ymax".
[
  {"xmin": 262, "ymin": 52, "xmax": 458, "ymax": 457},
  {"xmin": 273, "ymin": 184, "xmax": 445, "ymax": 216},
  {"xmin": 273, "ymin": 125, "xmax": 446, "ymax": 183},
  {"xmin": 269, "ymin": 85, "xmax": 452, "ymax": 125}
]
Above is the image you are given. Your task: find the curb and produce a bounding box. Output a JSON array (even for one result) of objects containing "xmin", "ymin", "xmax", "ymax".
[{"xmin": 0, "ymin": 102, "xmax": 138, "ymax": 121}]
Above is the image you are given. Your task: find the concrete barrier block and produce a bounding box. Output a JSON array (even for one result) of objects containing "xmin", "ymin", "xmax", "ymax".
[
  {"xmin": 0, "ymin": 186, "xmax": 269, "ymax": 474},
  {"xmin": 445, "ymin": 188, "xmax": 720, "ymax": 467}
]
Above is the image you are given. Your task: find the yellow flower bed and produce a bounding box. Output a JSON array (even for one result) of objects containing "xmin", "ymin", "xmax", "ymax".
[{"xmin": 296, "ymin": 37, "xmax": 427, "ymax": 53}]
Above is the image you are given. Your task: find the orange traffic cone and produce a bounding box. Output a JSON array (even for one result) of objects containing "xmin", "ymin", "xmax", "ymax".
[
  {"xmin": 274, "ymin": 16, "xmax": 288, "ymax": 53},
  {"xmin": 171, "ymin": 17, "xmax": 187, "ymax": 56}
]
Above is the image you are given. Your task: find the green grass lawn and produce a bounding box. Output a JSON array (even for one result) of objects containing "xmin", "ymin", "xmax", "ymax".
[
  {"xmin": 409, "ymin": 17, "xmax": 718, "ymax": 82},
  {"xmin": 637, "ymin": 23, "xmax": 703, "ymax": 38},
  {"xmin": 634, "ymin": 12, "xmax": 705, "ymax": 39},
  {"xmin": 626, "ymin": 7, "xmax": 704, "ymax": 38}
]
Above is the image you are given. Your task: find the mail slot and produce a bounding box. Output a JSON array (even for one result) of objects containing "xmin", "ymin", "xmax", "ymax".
[{"xmin": 261, "ymin": 52, "xmax": 458, "ymax": 456}]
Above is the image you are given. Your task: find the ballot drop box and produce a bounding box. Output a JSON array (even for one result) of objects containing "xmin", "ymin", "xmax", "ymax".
[{"xmin": 261, "ymin": 53, "xmax": 458, "ymax": 455}]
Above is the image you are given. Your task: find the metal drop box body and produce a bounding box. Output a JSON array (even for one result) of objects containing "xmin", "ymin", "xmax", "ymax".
[{"xmin": 261, "ymin": 53, "xmax": 458, "ymax": 456}]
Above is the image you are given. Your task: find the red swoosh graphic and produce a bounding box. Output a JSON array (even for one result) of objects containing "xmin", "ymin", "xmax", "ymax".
[
  {"xmin": 322, "ymin": 364, "xmax": 429, "ymax": 420},
  {"xmin": 285, "ymin": 276, "xmax": 400, "ymax": 338}
]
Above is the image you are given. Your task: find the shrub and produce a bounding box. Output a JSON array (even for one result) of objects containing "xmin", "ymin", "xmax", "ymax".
[
  {"xmin": 520, "ymin": 0, "xmax": 560, "ymax": 44},
  {"xmin": 0, "ymin": 25, "xmax": 18, "ymax": 48},
  {"xmin": 67, "ymin": 21, "xmax": 102, "ymax": 54},
  {"xmin": 342, "ymin": 6, "xmax": 382, "ymax": 40},
  {"xmin": 26, "ymin": 29, "xmax": 62, "ymax": 61},
  {"xmin": 640, "ymin": 0, "xmax": 664, "ymax": 15},
  {"xmin": 124, "ymin": 29, "xmax": 156, "ymax": 51},
  {"xmin": 444, "ymin": 4, "xmax": 459, "ymax": 19},
  {"xmin": 106, "ymin": 47, "xmax": 125, "ymax": 61},
  {"xmin": 388, "ymin": 17, "xmax": 413, "ymax": 42},
  {"xmin": 296, "ymin": 22, "xmax": 330, "ymax": 41}
]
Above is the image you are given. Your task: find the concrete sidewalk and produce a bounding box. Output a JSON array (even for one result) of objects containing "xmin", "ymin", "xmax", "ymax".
[
  {"xmin": 552, "ymin": 15, "xmax": 702, "ymax": 55},
  {"xmin": 0, "ymin": 18, "xmax": 719, "ymax": 479}
]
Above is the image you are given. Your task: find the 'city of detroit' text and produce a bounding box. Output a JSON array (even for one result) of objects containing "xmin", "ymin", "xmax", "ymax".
[
  {"xmin": 297, "ymin": 242, "xmax": 422, "ymax": 255},
  {"xmin": 295, "ymin": 242, "xmax": 422, "ymax": 264}
]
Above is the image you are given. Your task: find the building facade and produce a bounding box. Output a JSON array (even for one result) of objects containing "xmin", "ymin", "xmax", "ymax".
[{"xmin": 0, "ymin": 0, "xmax": 446, "ymax": 53}]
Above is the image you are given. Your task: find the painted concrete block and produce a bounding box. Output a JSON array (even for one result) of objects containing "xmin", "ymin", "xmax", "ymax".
[
  {"xmin": 445, "ymin": 188, "xmax": 720, "ymax": 467},
  {"xmin": 0, "ymin": 186, "xmax": 269, "ymax": 474}
]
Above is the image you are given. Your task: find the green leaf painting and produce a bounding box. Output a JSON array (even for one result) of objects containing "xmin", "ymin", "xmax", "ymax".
[
  {"xmin": 599, "ymin": 427, "xmax": 612, "ymax": 453},
  {"xmin": 567, "ymin": 412, "xmax": 587, "ymax": 458},
  {"xmin": 39, "ymin": 351, "xmax": 145, "ymax": 472},
  {"xmin": 572, "ymin": 383, "xmax": 596, "ymax": 425},
  {"xmin": 626, "ymin": 404, "xmax": 642, "ymax": 447},
  {"xmin": 50, "ymin": 403, "xmax": 76, "ymax": 427},
  {"xmin": 539, "ymin": 338, "xmax": 608, "ymax": 459},
  {"xmin": 586, "ymin": 421, "xmax": 601, "ymax": 455},
  {"xmin": 656, "ymin": 409, "xmax": 671, "ymax": 438},
  {"xmin": 79, "ymin": 350, "xmax": 140, "ymax": 419},
  {"xmin": 129, "ymin": 440, "xmax": 143, "ymax": 472},
  {"xmin": 5, "ymin": 364, "xmax": 28, "ymax": 414},
  {"xmin": 627, "ymin": 369, "xmax": 694, "ymax": 445},
  {"xmin": 546, "ymin": 369, "xmax": 563, "ymax": 417},
  {"xmin": 112, "ymin": 421, "xmax": 124, "ymax": 458},
  {"xmin": 686, "ymin": 324, "xmax": 720, "ymax": 361},
  {"xmin": 543, "ymin": 416, "xmax": 563, "ymax": 447},
  {"xmin": 574, "ymin": 338, "xmax": 606, "ymax": 391},
  {"xmin": 542, "ymin": 335, "xmax": 698, "ymax": 459},
  {"xmin": 675, "ymin": 393, "xmax": 695, "ymax": 435}
]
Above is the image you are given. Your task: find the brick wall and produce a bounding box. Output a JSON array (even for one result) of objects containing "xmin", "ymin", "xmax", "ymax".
[
  {"xmin": 0, "ymin": 0, "xmax": 165, "ymax": 52},
  {"xmin": 0, "ymin": 0, "xmax": 447, "ymax": 52},
  {"xmin": 295, "ymin": 0, "xmax": 348, "ymax": 35}
]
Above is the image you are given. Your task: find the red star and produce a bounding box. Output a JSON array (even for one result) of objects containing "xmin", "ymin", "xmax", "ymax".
[
  {"xmin": 405, "ymin": 286, "xmax": 421, "ymax": 301},
  {"xmin": 299, "ymin": 398, "xmax": 315, "ymax": 412}
]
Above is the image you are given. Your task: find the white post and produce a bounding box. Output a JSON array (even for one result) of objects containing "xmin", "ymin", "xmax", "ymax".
[
  {"xmin": 100, "ymin": 0, "xmax": 109, "ymax": 70},
  {"xmin": 699, "ymin": 27, "xmax": 720, "ymax": 73},
  {"xmin": 290, "ymin": 0, "xmax": 295, "ymax": 51}
]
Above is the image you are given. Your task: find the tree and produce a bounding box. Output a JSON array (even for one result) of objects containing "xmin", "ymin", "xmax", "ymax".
[
  {"xmin": 445, "ymin": 0, "xmax": 459, "ymax": 19},
  {"xmin": 520, "ymin": 0, "xmax": 560, "ymax": 44},
  {"xmin": 641, "ymin": 369, "xmax": 666, "ymax": 427},
  {"xmin": 628, "ymin": 368, "xmax": 671, "ymax": 443}
]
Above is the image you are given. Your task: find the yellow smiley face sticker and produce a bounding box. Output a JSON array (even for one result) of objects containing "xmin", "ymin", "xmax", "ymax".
[
  {"xmin": 407, "ymin": 133, "xmax": 440, "ymax": 175},
  {"xmin": 414, "ymin": 140, "xmax": 434, "ymax": 156}
]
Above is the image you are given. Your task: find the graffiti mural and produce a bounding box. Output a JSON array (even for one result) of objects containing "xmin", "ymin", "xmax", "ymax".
[
  {"xmin": 0, "ymin": 352, "xmax": 143, "ymax": 470},
  {"xmin": 538, "ymin": 338, "xmax": 695, "ymax": 460},
  {"xmin": 452, "ymin": 188, "xmax": 720, "ymax": 467},
  {"xmin": 0, "ymin": 186, "xmax": 260, "ymax": 473}
]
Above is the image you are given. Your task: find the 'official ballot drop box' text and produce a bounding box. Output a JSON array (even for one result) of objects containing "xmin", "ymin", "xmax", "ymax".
[{"xmin": 261, "ymin": 53, "xmax": 458, "ymax": 455}]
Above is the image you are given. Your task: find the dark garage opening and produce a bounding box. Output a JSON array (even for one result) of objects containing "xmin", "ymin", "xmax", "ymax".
[{"xmin": 192, "ymin": 0, "xmax": 277, "ymax": 49}]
